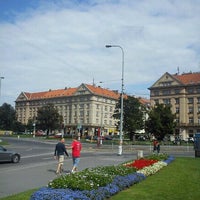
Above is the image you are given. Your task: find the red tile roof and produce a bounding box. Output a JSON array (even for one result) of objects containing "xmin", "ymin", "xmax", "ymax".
[
  {"xmin": 174, "ymin": 72, "xmax": 200, "ymax": 85},
  {"xmin": 86, "ymin": 84, "xmax": 120, "ymax": 99},
  {"xmin": 20, "ymin": 84, "xmax": 150, "ymax": 105},
  {"xmin": 22, "ymin": 84, "xmax": 120, "ymax": 100},
  {"xmin": 139, "ymin": 97, "xmax": 150, "ymax": 105}
]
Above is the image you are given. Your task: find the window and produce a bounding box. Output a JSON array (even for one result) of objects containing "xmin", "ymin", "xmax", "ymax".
[
  {"xmin": 188, "ymin": 107, "xmax": 193, "ymax": 114},
  {"xmin": 80, "ymin": 111, "xmax": 84, "ymax": 117},
  {"xmin": 188, "ymin": 98, "xmax": 193, "ymax": 104},
  {"xmin": 189, "ymin": 130, "xmax": 194, "ymax": 134},
  {"xmin": 174, "ymin": 89, "xmax": 180, "ymax": 94},
  {"xmin": 197, "ymin": 97, "xmax": 200, "ymax": 104},
  {"xmin": 154, "ymin": 90, "xmax": 159, "ymax": 96},
  {"xmin": 163, "ymin": 98, "xmax": 170, "ymax": 104},
  {"xmin": 196, "ymin": 87, "xmax": 200, "ymax": 93},
  {"xmin": 160, "ymin": 81, "xmax": 171, "ymax": 86},
  {"xmin": 79, "ymin": 104, "xmax": 84, "ymax": 109},
  {"xmin": 175, "ymin": 98, "xmax": 179, "ymax": 104},
  {"xmin": 162, "ymin": 90, "xmax": 171, "ymax": 95},
  {"xmin": 154, "ymin": 99, "xmax": 159, "ymax": 104},
  {"xmin": 176, "ymin": 107, "xmax": 179, "ymax": 113},
  {"xmin": 189, "ymin": 117, "xmax": 193, "ymax": 124},
  {"xmin": 187, "ymin": 88, "xmax": 194, "ymax": 94}
]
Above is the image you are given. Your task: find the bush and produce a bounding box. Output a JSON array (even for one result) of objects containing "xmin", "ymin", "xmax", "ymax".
[
  {"xmin": 48, "ymin": 165, "xmax": 136, "ymax": 190},
  {"xmin": 145, "ymin": 153, "xmax": 168, "ymax": 161}
]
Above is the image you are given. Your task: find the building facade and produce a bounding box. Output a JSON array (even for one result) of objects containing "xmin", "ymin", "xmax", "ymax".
[
  {"xmin": 15, "ymin": 83, "xmax": 120, "ymax": 136},
  {"xmin": 149, "ymin": 72, "xmax": 200, "ymax": 140}
]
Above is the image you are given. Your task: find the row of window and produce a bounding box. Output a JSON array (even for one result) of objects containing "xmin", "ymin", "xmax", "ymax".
[
  {"xmin": 17, "ymin": 105, "xmax": 115, "ymax": 126},
  {"xmin": 17, "ymin": 96, "xmax": 116, "ymax": 107},
  {"xmin": 175, "ymin": 106, "xmax": 200, "ymax": 114},
  {"xmin": 153, "ymin": 87, "xmax": 200, "ymax": 96},
  {"xmin": 154, "ymin": 97, "xmax": 200, "ymax": 105},
  {"xmin": 176, "ymin": 117, "xmax": 200, "ymax": 124}
]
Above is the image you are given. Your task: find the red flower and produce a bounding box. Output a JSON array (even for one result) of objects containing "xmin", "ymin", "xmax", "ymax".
[{"xmin": 125, "ymin": 159, "xmax": 158, "ymax": 170}]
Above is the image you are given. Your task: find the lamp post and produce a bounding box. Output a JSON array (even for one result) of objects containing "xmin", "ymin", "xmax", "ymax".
[
  {"xmin": 105, "ymin": 45, "xmax": 124, "ymax": 155},
  {"xmin": 0, "ymin": 77, "xmax": 4, "ymax": 104}
]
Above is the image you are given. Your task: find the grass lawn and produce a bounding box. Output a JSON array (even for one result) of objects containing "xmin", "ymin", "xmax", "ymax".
[
  {"xmin": 0, "ymin": 157, "xmax": 200, "ymax": 200},
  {"xmin": 0, "ymin": 189, "xmax": 37, "ymax": 200},
  {"xmin": 110, "ymin": 157, "xmax": 200, "ymax": 200}
]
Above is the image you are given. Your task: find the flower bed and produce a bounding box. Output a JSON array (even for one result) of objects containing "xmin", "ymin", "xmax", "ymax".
[
  {"xmin": 125, "ymin": 158, "xmax": 158, "ymax": 169},
  {"xmin": 30, "ymin": 154, "xmax": 174, "ymax": 200}
]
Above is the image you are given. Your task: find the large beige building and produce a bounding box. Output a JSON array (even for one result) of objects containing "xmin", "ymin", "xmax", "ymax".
[
  {"xmin": 15, "ymin": 83, "xmax": 120, "ymax": 136},
  {"xmin": 149, "ymin": 72, "xmax": 200, "ymax": 140}
]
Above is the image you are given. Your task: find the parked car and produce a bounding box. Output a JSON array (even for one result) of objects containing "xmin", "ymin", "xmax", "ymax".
[
  {"xmin": 54, "ymin": 133, "xmax": 63, "ymax": 138},
  {"xmin": 85, "ymin": 135, "xmax": 98, "ymax": 140},
  {"xmin": 35, "ymin": 130, "xmax": 46, "ymax": 136},
  {"xmin": 188, "ymin": 137, "xmax": 194, "ymax": 143},
  {"xmin": 0, "ymin": 145, "xmax": 21, "ymax": 163},
  {"xmin": 137, "ymin": 135, "xmax": 146, "ymax": 141},
  {"xmin": 104, "ymin": 135, "xmax": 113, "ymax": 140}
]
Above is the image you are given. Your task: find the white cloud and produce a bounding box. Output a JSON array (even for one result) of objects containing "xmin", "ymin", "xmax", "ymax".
[{"xmin": 0, "ymin": 0, "xmax": 200, "ymax": 105}]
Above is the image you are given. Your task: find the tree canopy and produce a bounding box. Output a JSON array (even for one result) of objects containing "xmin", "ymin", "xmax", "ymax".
[
  {"xmin": 0, "ymin": 103, "xmax": 25, "ymax": 132},
  {"xmin": 145, "ymin": 103, "xmax": 177, "ymax": 140},
  {"xmin": 0, "ymin": 103, "xmax": 16, "ymax": 130},
  {"xmin": 113, "ymin": 95, "xmax": 146, "ymax": 140},
  {"xmin": 36, "ymin": 103, "xmax": 63, "ymax": 136}
]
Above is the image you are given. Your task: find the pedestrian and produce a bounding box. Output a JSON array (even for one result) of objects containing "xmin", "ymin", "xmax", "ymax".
[
  {"xmin": 54, "ymin": 138, "xmax": 69, "ymax": 175},
  {"xmin": 69, "ymin": 134, "xmax": 82, "ymax": 173},
  {"xmin": 156, "ymin": 141, "xmax": 160, "ymax": 154},
  {"xmin": 153, "ymin": 139, "xmax": 158, "ymax": 152}
]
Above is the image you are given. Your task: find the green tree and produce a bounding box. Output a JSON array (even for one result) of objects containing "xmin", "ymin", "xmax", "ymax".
[
  {"xmin": 12, "ymin": 121, "xmax": 26, "ymax": 132},
  {"xmin": 145, "ymin": 103, "xmax": 176, "ymax": 140},
  {"xmin": 26, "ymin": 118, "xmax": 35, "ymax": 133},
  {"xmin": 0, "ymin": 103, "xmax": 16, "ymax": 130},
  {"xmin": 0, "ymin": 103, "xmax": 25, "ymax": 132},
  {"xmin": 113, "ymin": 95, "xmax": 146, "ymax": 140},
  {"xmin": 36, "ymin": 104, "xmax": 63, "ymax": 137}
]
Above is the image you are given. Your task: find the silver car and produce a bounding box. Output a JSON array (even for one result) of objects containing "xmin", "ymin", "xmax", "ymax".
[{"xmin": 0, "ymin": 145, "xmax": 21, "ymax": 163}]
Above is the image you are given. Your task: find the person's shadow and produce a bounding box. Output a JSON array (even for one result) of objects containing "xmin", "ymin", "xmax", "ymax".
[{"xmin": 48, "ymin": 169, "xmax": 71, "ymax": 174}]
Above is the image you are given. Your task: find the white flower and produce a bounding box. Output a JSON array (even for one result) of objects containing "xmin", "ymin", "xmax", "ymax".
[{"xmin": 137, "ymin": 161, "xmax": 167, "ymax": 176}]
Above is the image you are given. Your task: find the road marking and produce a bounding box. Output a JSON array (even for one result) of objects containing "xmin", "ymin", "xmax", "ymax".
[
  {"xmin": 43, "ymin": 157, "xmax": 52, "ymax": 160},
  {"xmin": 25, "ymin": 148, "xmax": 33, "ymax": 151},
  {"xmin": 0, "ymin": 161, "xmax": 57, "ymax": 173},
  {"xmin": 21, "ymin": 152, "xmax": 53, "ymax": 158}
]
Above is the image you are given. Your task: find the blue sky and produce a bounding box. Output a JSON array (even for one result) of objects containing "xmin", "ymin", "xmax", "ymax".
[{"xmin": 0, "ymin": 0, "xmax": 200, "ymax": 106}]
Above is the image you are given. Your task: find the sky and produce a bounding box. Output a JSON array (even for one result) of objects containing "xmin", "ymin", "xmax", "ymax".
[{"xmin": 0, "ymin": 0, "xmax": 200, "ymax": 106}]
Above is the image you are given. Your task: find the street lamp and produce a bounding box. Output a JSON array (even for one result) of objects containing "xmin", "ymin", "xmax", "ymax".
[
  {"xmin": 0, "ymin": 77, "xmax": 5, "ymax": 103},
  {"xmin": 105, "ymin": 45, "xmax": 124, "ymax": 155}
]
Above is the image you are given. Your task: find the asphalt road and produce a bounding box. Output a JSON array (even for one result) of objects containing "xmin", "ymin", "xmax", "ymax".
[{"xmin": 0, "ymin": 137, "xmax": 195, "ymax": 198}]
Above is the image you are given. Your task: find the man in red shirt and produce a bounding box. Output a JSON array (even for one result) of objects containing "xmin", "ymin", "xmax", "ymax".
[{"xmin": 70, "ymin": 135, "xmax": 82, "ymax": 173}]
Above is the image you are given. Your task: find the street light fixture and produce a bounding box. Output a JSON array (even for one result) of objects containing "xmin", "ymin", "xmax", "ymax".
[
  {"xmin": 105, "ymin": 45, "xmax": 124, "ymax": 155},
  {"xmin": 0, "ymin": 77, "xmax": 5, "ymax": 103}
]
